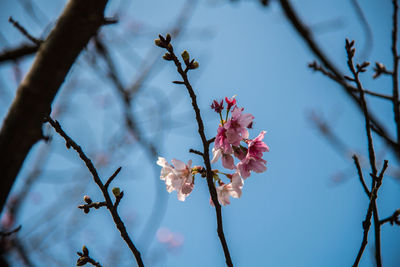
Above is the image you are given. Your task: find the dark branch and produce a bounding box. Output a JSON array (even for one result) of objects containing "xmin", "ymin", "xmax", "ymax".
[
  {"xmin": 45, "ymin": 117, "xmax": 144, "ymax": 267},
  {"xmin": 189, "ymin": 149, "xmax": 203, "ymax": 156},
  {"xmin": 391, "ymin": 0, "xmax": 400, "ymax": 149},
  {"xmin": 352, "ymin": 155, "xmax": 370, "ymax": 197},
  {"xmin": 0, "ymin": 43, "xmax": 39, "ymax": 63},
  {"xmin": 8, "ymin": 16, "xmax": 42, "ymax": 46},
  {"xmin": 105, "ymin": 167, "xmax": 122, "ymax": 189},
  {"xmin": 379, "ymin": 209, "xmax": 400, "ymax": 226},
  {"xmin": 279, "ymin": 0, "xmax": 398, "ymax": 159},
  {"xmin": 157, "ymin": 35, "xmax": 233, "ymax": 267}
]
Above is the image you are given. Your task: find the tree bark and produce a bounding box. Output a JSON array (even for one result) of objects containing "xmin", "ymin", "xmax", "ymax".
[{"xmin": 0, "ymin": 0, "xmax": 109, "ymax": 212}]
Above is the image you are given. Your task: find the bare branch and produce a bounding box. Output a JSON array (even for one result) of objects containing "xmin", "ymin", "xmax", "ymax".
[{"xmin": 45, "ymin": 116, "xmax": 144, "ymax": 267}]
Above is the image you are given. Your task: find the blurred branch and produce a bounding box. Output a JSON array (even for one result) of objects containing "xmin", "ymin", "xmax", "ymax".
[
  {"xmin": 350, "ymin": 0, "xmax": 373, "ymax": 59},
  {"xmin": 156, "ymin": 34, "xmax": 233, "ymax": 267},
  {"xmin": 0, "ymin": 0, "xmax": 110, "ymax": 213},
  {"xmin": 0, "ymin": 44, "xmax": 39, "ymax": 63},
  {"xmin": 45, "ymin": 116, "xmax": 144, "ymax": 266}
]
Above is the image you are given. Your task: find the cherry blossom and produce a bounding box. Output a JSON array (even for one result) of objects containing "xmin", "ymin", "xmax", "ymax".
[
  {"xmin": 157, "ymin": 157, "xmax": 194, "ymax": 201},
  {"xmin": 211, "ymin": 147, "xmax": 235, "ymax": 170},
  {"xmin": 224, "ymin": 107, "xmax": 254, "ymax": 146},
  {"xmin": 211, "ymin": 172, "xmax": 243, "ymax": 206}
]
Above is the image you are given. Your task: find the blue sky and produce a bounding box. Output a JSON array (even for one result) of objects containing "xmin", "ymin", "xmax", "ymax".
[{"xmin": 0, "ymin": 0, "xmax": 399, "ymax": 266}]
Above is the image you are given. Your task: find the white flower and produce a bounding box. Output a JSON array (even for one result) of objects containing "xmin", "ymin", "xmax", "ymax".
[
  {"xmin": 157, "ymin": 157, "xmax": 194, "ymax": 201},
  {"xmin": 211, "ymin": 172, "xmax": 244, "ymax": 206}
]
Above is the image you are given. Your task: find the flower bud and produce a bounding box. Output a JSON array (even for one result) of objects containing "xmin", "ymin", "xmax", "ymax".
[
  {"xmin": 112, "ymin": 187, "xmax": 121, "ymax": 197},
  {"xmin": 154, "ymin": 39, "xmax": 164, "ymax": 48},
  {"xmin": 83, "ymin": 195, "xmax": 92, "ymax": 204},
  {"xmin": 166, "ymin": 33, "xmax": 171, "ymax": 43},
  {"xmin": 191, "ymin": 61, "xmax": 199, "ymax": 69},
  {"xmin": 181, "ymin": 50, "xmax": 189, "ymax": 62},
  {"xmin": 163, "ymin": 52, "xmax": 173, "ymax": 61},
  {"xmin": 82, "ymin": 245, "xmax": 89, "ymax": 256}
]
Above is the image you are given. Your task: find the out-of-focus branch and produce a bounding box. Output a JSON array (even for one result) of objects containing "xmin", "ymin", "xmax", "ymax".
[
  {"xmin": 0, "ymin": 0, "xmax": 110, "ymax": 213},
  {"xmin": 0, "ymin": 44, "xmax": 39, "ymax": 63},
  {"xmin": 45, "ymin": 117, "xmax": 144, "ymax": 267}
]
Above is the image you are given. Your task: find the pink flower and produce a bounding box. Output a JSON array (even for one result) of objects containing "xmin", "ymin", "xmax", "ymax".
[
  {"xmin": 233, "ymin": 146, "xmax": 247, "ymax": 161},
  {"xmin": 224, "ymin": 107, "xmax": 254, "ymax": 146},
  {"xmin": 237, "ymin": 157, "xmax": 267, "ymax": 179},
  {"xmin": 214, "ymin": 127, "xmax": 232, "ymax": 154},
  {"xmin": 247, "ymin": 131, "xmax": 269, "ymax": 158},
  {"xmin": 237, "ymin": 131, "xmax": 269, "ymax": 179},
  {"xmin": 211, "ymin": 99, "xmax": 224, "ymax": 113},
  {"xmin": 225, "ymin": 96, "xmax": 237, "ymax": 110},
  {"xmin": 211, "ymin": 147, "xmax": 235, "ymax": 170},
  {"xmin": 210, "ymin": 173, "xmax": 243, "ymax": 206},
  {"xmin": 157, "ymin": 157, "xmax": 194, "ymax": 201}
]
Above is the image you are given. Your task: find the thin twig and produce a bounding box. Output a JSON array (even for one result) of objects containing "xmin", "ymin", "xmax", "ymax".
[
  {"xmin": 105, "ymin": 167, "xmax": 122, "ymax": 189},
  {"xmin": 189, "ymin": 149, "xmax": 203, "ymax": 156},
  {"xmin": 379, "ymin": 209, "xmax": 400, "ymax": 225},
  {"xmin": 279, "ymin": 0, "xmax": 398, "ymax": 159},
  {"xmin": 45, "ymin": 116, "xmax": 144, "ymax": 267},
  {"xmin": 157, "ymin": 35, "xmax": 233, "ymax": 267},
  {"xmin": 309, "ymin": 61, "xmax": 394, "ymax": 101},
  {"xmin": 352, "ymin": 155, "xmax": 370, "ymax": 197},
  {"xmin": 352, "ymin": 161, "xmax": 388, "ymax": 267},
  {"xmin": 8, "ymin": 17, "xmax": 42, "ymax": 46}
]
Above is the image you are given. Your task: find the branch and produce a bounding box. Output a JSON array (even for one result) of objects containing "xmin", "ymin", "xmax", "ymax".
[
  {"xmin": 379, "ymin": 209, "xmax": 400, "ymax": 226},
  {"xmin": 0, "ymin": 43, "xmax": 39, "ymax": 63},
  {"xmin": 352, "ymin": 155, "xmax": 370, "ymax": 198},
  {"xmin": 0, "ymin": 0, "xmax": 110, "ymax": 213},
  {"xmin": 156, "ymin": 35, "xmax": 233, "ymax": 267},
  {"xmin": 8, "ymin": 16, "xmax": 42, "ymax": 45},
  {"xmin": 309, "ymin": 61, "xmax": 394, "ymax": 101},
  {"xmin": 45, "ymin": 117, "xmax": 144, "ymax": 267},
  {"xmin": 352, "ymin": 160, "xmax": 388, "ymax": 267},
  {"xmin": 278, "ymin": 0, "xmax": 398, "ymax": 159},
  {"xmin": 391, "ymin": 0, "xmax": 400, "ymax": 148}
]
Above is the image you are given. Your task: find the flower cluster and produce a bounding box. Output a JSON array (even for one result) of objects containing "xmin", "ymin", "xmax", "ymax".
[{"xmin": 157, "ymin": 96, "xmax": 268, "ymax": 206}]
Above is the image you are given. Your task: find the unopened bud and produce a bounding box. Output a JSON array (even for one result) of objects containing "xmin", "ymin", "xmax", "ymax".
[
  {"xmin": 181, "ymin": 50, "xmax": 189, "ymax": 62},
  {"xmin": 154, "ymin": 39, "xmax": 164, "ymax": 48},
  {"xmin": 163, "ymin": 52, "xmax": 173, "ymax": 61},
  {"xmin": 77, "ymin": 256, "xmax": 88, "ymax": 266},
  {"xmin": 191, "ymin": 61, "xmax": 199, "ymax": 69},
  {"xmin": 166, "ymin": 33, "xmax": 171, "ymax": 43},
  {"xmin": 112, "ymin": 187, "xmax": 121, "ymax": 197},
  {"xmin": 82, "ymin": 245, "xmax": 89, "ymax": 256},
  {"xmin": 83, "ymin": 195, "xmax": 92, "ymax": 204}
]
